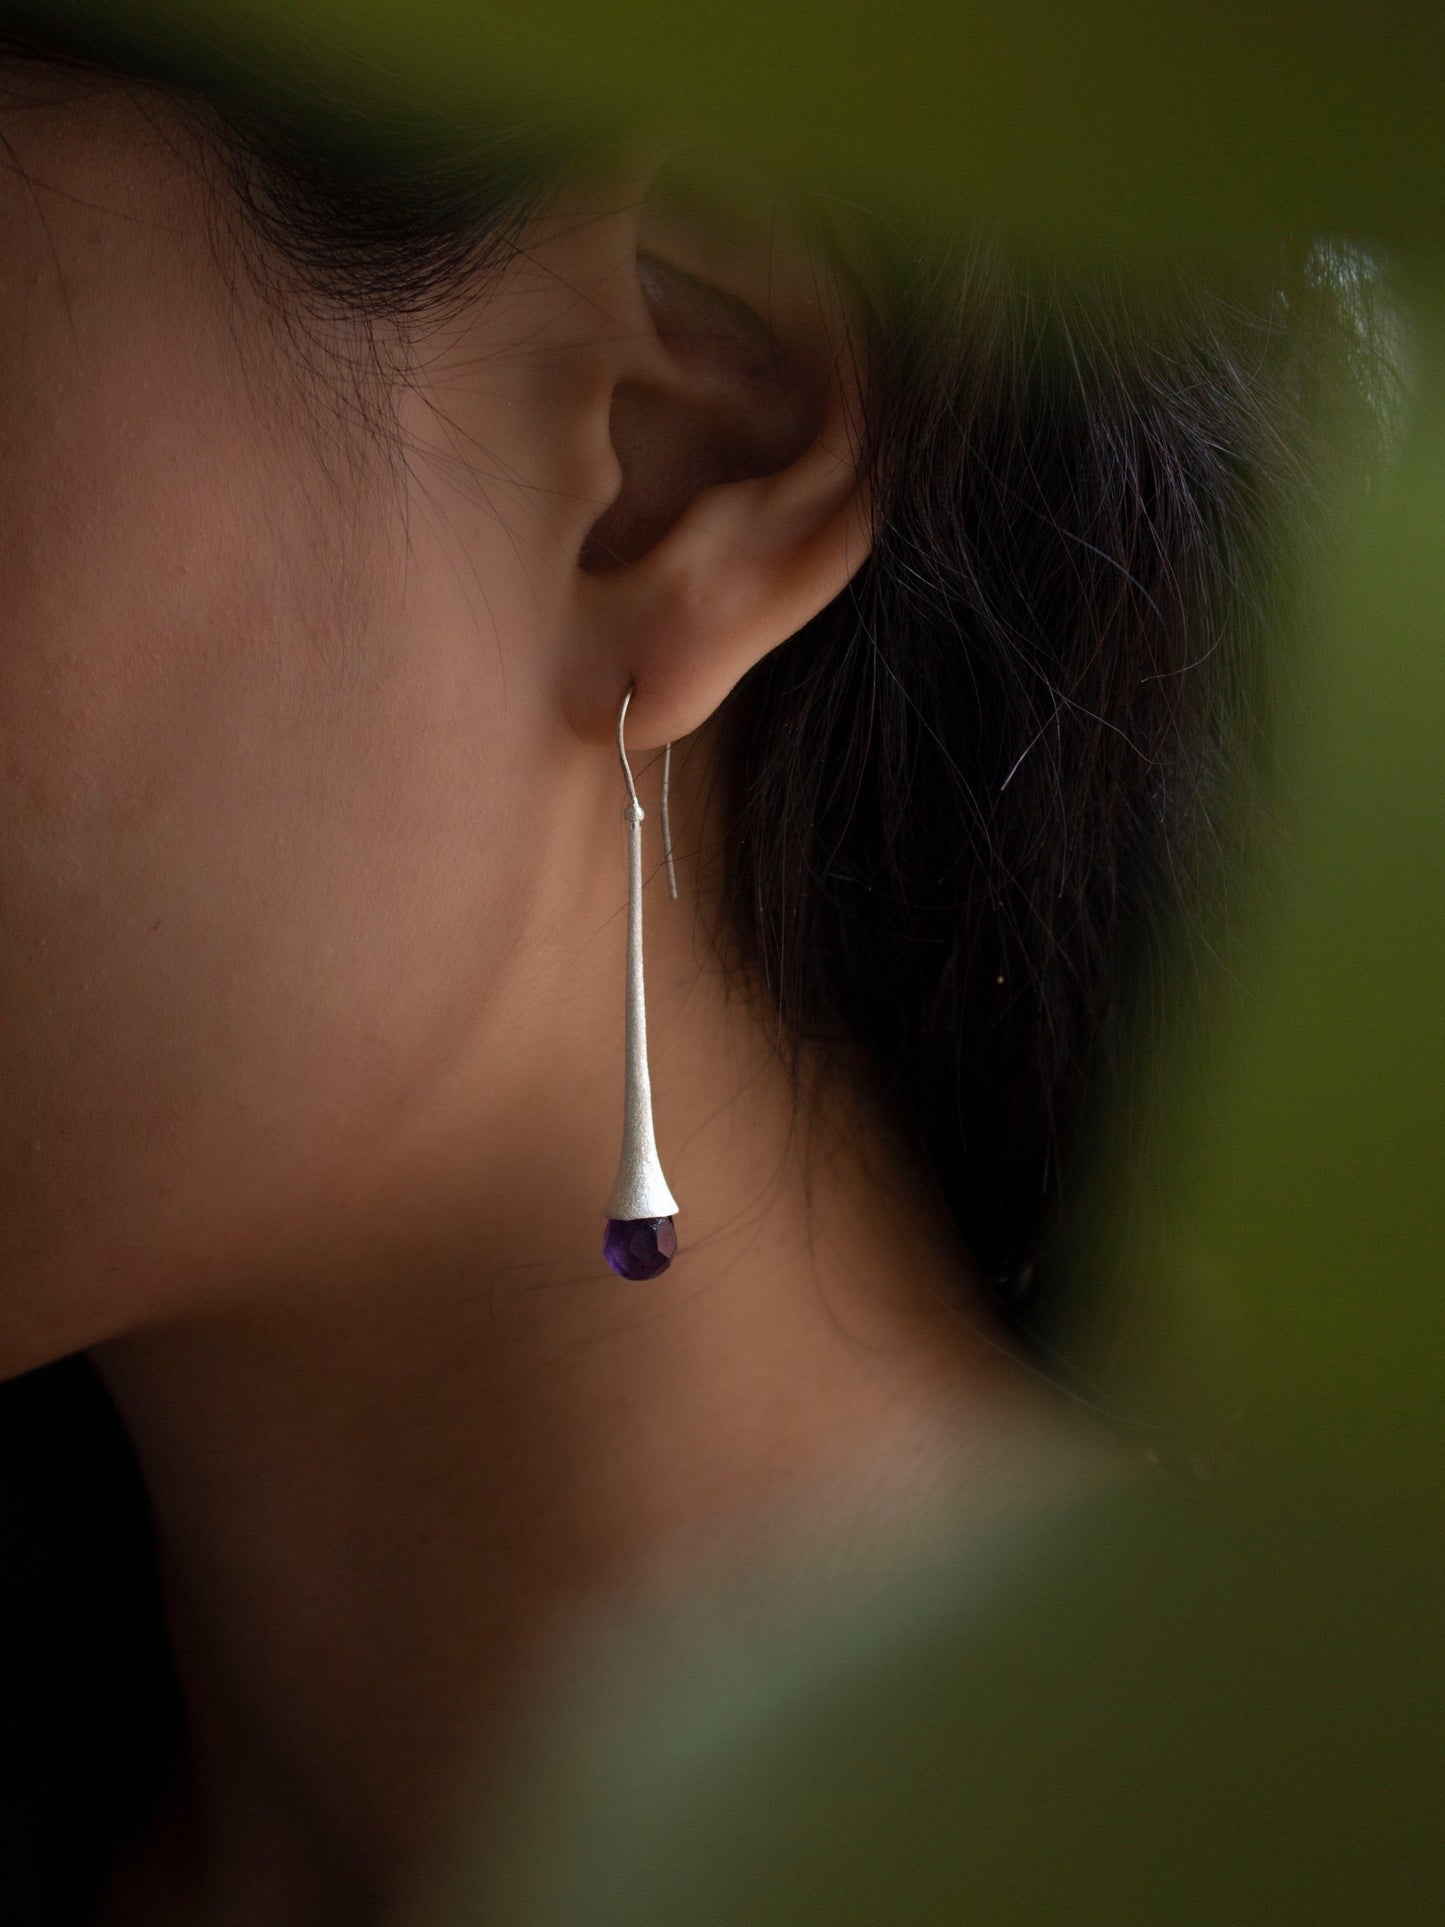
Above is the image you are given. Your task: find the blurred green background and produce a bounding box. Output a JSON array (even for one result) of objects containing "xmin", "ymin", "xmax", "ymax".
[{"xmin": 28, "ymin": 3, "xmax": 1445, "ymax": 1919}]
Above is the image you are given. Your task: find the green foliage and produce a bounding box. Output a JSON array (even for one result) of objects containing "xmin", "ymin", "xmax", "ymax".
[
  {"xmin": 464, "ymin": 1490, "xmax": 1443, "ymax": 1924},
  {"xmin": 100, "ymin": 2, "xmax": 1445, "ymax": 249}
]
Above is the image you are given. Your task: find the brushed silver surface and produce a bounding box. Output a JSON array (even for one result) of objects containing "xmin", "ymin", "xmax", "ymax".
[{"xmin": 604, "ymin": 688, "xmax": 680, "ymax": 1224}]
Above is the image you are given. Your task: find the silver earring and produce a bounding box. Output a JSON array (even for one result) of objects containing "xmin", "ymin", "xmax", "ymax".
[{"xmin": 602, "ymin": 684, "xmax": 680, "ymax": 1279}]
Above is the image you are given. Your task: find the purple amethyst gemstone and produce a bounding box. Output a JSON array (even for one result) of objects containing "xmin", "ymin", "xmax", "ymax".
[{"xmin": 603, "ymin": 1216, "xmax": 678, "ymax": 1280}]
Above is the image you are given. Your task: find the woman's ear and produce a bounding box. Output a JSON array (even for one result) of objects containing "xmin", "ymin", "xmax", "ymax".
[{"xmin": 553, "ymin": 154, "xmax": 875, "ymax": 750}]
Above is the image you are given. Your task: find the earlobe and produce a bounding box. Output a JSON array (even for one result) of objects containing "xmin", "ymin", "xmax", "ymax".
[{"xmin": 558, "ymin": 163, "xmax": 873, "ymax": 751}]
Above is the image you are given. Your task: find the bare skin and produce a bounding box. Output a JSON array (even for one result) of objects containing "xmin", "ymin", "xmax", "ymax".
[{"xmin": 0, "ymin": 79, "xmax": 1111, "ymax": 1927}]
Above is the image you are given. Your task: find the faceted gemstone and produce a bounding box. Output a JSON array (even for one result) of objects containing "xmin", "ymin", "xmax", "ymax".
[{"xmin": 603, "ymin": 1216, "xmax": 678, "ymax": 1280}]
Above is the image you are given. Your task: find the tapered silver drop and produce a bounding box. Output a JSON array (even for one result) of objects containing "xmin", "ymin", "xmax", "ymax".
[{"xmin": 603, "ymin": 689, "xmax": 679, "ymax": 1224}]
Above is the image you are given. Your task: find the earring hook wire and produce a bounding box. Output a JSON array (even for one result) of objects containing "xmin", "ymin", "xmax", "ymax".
[{"xmin": 616, "ymin": 683, "xmax": 678, "ymax": 900}]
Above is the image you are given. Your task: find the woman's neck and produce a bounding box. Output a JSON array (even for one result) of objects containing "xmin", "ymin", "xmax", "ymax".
[{"xmin": 88, "ymin": 764, "xmax": 1080, "ymax": 1925}]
